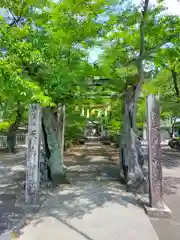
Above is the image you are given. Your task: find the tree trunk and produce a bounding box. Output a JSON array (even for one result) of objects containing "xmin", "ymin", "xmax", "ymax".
[
  {"xmin": 120, "ymin": 90, "xmax": 131, "ymax": 182},
  {"xmin": 39, "ymin": 127, "xmax": 48, "ymax": 184},
  {"xmin": 7, "ymin": 103, "xmax": 23, "ymax": 153},
  {"xmin": 42, "ymin": 107, "xmax": 68, "ymax": 187},
  {"xmin": 119, "ymin": 0, "xmax": 149, "ymax": 192},
  {"xmin": 120, "ymin": 88, "xmax": 145, "ymax": 192}
]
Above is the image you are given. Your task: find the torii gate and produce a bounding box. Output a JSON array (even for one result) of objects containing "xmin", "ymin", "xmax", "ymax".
[{"xmin": 75, "ymin": 104, "xmax": 111, "ymax": 137}]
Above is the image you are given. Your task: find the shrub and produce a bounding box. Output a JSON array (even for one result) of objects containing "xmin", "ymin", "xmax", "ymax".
[{"xmin": 0, "ymin": 121, "xmax": 12, "ymax": 132}]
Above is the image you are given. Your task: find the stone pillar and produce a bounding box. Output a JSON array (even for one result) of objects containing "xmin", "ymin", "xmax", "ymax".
[
  {"xmin": 145, "ymin": 95, "xmax": 171, "ymax": 218},
  {"xmin": 25, "ymin": 104, "xmax": 41, "ymax": 205},
  {"xmin": 57, "ymin": 104, "xmax": 65, "ymax": 163}
]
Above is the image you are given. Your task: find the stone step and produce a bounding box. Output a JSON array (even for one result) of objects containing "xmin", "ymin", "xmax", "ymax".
[
  {"xmin": 66, "ymin": 170, "xmax": 119, "ymax": 182},
  {"xmin": 85, "ymin": 137, "xmax": 101, "ymax": 143}
]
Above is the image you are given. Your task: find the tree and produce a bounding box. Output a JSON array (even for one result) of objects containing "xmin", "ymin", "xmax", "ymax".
[
  {"xmin": 96, "ymin": 0, "xmax": 180, "ymax": 190},
  {"xmin": 1, "ymin": 0, "xmax": 180, "ymax": 190},
  {"xmin": 0, "ymin": 0, "xmax": 121, "ymax": 185},
  {"xmin": 96, "ymin": 0, "xmax": 152, "ymax": 190}
]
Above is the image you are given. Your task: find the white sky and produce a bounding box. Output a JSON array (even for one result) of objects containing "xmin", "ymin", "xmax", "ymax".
[
  {"xmin": 133, "ymin": 0, "xmax": 180, "ymax": 15},
  {"xmin": 164, "ymin": 0, "xmax": 180, "ymax": 14}
]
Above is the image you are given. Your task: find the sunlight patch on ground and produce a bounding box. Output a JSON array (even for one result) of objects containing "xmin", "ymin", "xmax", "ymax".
[
  {"xmin": 85, "ymin": 156, "xmax": 108, "ymax": 162},
  {"xmin": 10, "ymin": 165, "xmax": 25, "ymax": 172}
]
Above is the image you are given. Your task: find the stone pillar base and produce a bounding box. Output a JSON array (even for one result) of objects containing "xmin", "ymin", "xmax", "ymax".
[
  {"xmin": 15, "ymin": 194, "xmax": 41, "ymax": 209},
  {"xmin": 15, "ymin": 190, "xmax": 48, "ymax": 209},
  {"xmin": 143, "ymin": 203, "xmax": 172, "ymax": 219}
]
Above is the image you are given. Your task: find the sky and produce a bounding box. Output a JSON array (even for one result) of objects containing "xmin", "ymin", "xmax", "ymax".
[
  {"xmin": 1, "ymin": 1, "xmax": 180, "ymax": 62},
  {"xmin": 134, "ymin": 0, "xmax": 180, "ymax": 15},
  {"xmin": 89, "ymin": 0, "xmax": 180, "ymax": 62}
]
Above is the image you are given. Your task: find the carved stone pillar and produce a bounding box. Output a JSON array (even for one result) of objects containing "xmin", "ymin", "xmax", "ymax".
[
  {"xmin": 147, "ymin": 95, "xmax": 163, "ymax": 207},
  {"xmin": 25, "ymin": 104, "xmax": 41, "ymax": 204},
  {"xmin": 145, "ymin": 95, "xmax": 172, "ymax": 218}
]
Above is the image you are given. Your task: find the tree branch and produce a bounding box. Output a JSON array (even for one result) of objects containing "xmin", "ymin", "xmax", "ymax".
[
  {"xmin": 134, "ymin": 0, "xmax": 149, "ymax": 100},
  {"xmin": 131, "ymin": 0, "xmax": 149, "ymax": 130},
  {"xmin": 8, "ymin": 0, "xmax": 26, "ymax": 27},
  {"xmin": 137, "ymin": 0, "xmax": 149, "ymax": 87},
  {"xmin": 171, "ymin": 69, "xmax": 180, "ymax": 101}
]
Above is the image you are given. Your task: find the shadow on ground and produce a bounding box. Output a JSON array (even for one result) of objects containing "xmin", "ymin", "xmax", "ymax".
[
  {"xmin": 16, "ymin": 144, "xmax": 142, "ymax": 240},
  {"xmin": 0, "ymin": 148, "xmax": 26, "ymax": 234},
  {"xmin": 18, "ymin": 181, "xmax": 140, "ymax": 240},
  {"xmin": 162, "ymin": 149, "xmax": 180, "ymax": 169},
  {"xmin": 64, "ymin": 144, "xmax": 120, "ymax": 182},
  {"xmin": 5, "ymin": 143, "xmax": 180, "ymax": 239},
  {"xmin": 163, "ymin": 176, "xmax": 180, "ymax": 195},
  {"xmin": 39, "ymin": 181, "xmax": 130, "ymax": 219},
  {"xmin": 0, "ymin": 143, "xmax": 126, "ymax": 237},
  {"xmin": 150, "ymin": 147, "xmax": 180, "ymax": 240},
  {"xmin": 141, "ymin": 146, "xmax": 180, "ymax": 196},
  {"xmin": 161, "ymin": 148, "xmax": 180, "ymax": 195}
]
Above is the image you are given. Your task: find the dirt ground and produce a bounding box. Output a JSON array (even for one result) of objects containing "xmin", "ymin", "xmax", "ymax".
[
  {"xmin": 1, "ymin": 143, "xmax": 180, "ymax": 240},
  {"xmin": 0, "ymin": 147, "xmax": 26, "ymax": 234},
  {"xmin": 0, "ymin": 143, "xmax": 120, "ymax": 236}
]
